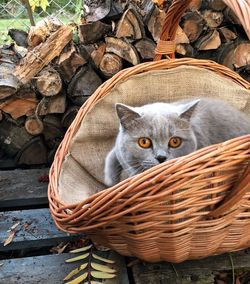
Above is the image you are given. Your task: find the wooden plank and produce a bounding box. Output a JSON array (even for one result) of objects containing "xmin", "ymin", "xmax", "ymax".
[
  {"xmin": 0, "ymin": 208, "xmax": 80, "ymax": 251},
  {"xmin": 132, "ymin": 251, "xmax": 250, "ymax": 284},
  {"xmin": 0, "ymin": 250, "xmax": 129, "ymax": 284},
  {"xmin": 0, "ymin": 168, "xmax": 49, "ymax": 208}
]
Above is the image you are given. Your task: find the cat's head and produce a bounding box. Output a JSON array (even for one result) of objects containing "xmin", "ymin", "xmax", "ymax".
[{"xmin": 115, "ymin": 101, "xmax": 199, "ymax": 175}]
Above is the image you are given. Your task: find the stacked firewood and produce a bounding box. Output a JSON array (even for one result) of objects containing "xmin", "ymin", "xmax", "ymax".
[{"xmin": 0, "ymin": 0, "xmax": 249, "ymax": 168}]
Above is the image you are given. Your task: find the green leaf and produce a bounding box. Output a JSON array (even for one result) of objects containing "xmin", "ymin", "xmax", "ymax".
[
  {"xmin": 70, "ymin": 244, "xmax": 92, "ymax": 253},
  {"xmin": 65, "ymin": 272, "xmax": 88, "ymax": 284},
  {"xmin": 65, "ymin": 253, "xmax": 89, "ymax": 263},
  {"xmin": 64, "ymin": 263, "xmax": 88, "ymax": 281},
  {"xmin": 91, "ymin": 262, "xmax": 116, "ymax": 273},
  {"xmin": 92, "ymin": 253, "xmax": 115, "ymax": 264},
  {"xmin": 90, "ymin": 271, "xmax": 116, "ymax": 279}
]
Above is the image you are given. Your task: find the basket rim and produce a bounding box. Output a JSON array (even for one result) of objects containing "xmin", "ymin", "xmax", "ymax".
[{"xmin": 48, "ymin": 58, "xmax": 250, "ymax": 232}]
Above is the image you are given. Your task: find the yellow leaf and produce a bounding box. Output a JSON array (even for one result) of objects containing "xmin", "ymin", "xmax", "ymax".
[
  {"xmin": 90, "ymin": 271, "xmax": 116, "ymax": 279},
  {"xmin": 4, "ymin": 231, "xmax": 16, "ymax": 246},
  {"xmin": 64, "ymin": 263, "xmax": 88, "ymax": 281},
  {"xmin": 65, "ymin": 253, "xmax": 89, "ymax": 263},
  {"xmin": 92, "ymin": 254, "xmax": 115, "ymax": 264},
  {"xmin": 10, "ymin": 222, "xmax": 20, "ymax": 230},
  {"xmin": 83, "ymin": 282, "xmax": 103, "ymax": 284},
  {"xmin": 70, "ymin": 244, "xmax": 92, "ymax": 253},
  {"xmin": 29, "ymin": 0, "xmax": 39, "ymax": 11},
  {"xmin": 91, "ymin": 262, "xmax": 116, "ymax": 274},
  {"xmin": 65, "ymin": 272, "xmax": 88, "ymax": 284},
  {"xmin": 40, "ymin": 0, "xmax": 49, "ymax": 11}
]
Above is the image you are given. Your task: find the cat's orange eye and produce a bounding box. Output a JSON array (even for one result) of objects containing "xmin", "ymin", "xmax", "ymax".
[
  {"xmin": 169, "ymin": 137, "xmax": 182, "ymax": 148},
  {"xmin": 138, "ymin": 137, "xmax": 152, "ymax": 149}
]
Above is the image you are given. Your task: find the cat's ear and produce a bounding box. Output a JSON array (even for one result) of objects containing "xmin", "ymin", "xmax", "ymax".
[
  {"xmin": 179, "ymin": 99, "xmax": 200, "ymax": 121},
  {"xmin": 116, "ymin": 103, "xmax": 141, "ymax": 129}
]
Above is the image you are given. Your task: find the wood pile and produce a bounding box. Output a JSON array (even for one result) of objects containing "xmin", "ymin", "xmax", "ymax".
[{"xmin": 0, "ymin": 0, "xmax": 249, "ymax": 168}]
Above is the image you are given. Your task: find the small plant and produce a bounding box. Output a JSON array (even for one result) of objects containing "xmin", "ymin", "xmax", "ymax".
[
  {"xmin": 64, "ymin": 244, "xmax": 116, "ymax": 284},
  {"xmin": 29, "ymin": 0, "xmax": 50, "ymax": 12}
]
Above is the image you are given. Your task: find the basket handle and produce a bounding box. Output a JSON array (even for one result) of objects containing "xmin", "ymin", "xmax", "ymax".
[
  {"xmin": 209, "ymin": 162, "xmax": 250, "ymax": 218},
  {"xmin": 154, "ymin": 0, "xmax": 192, "ymax": 61},
  {"xmin": 222, "ymin": 0, "xmax": 250, "ymax": 40},
  {"xmin": 154, "ymin": 0, "xmax": 250, "ymax": 61}
]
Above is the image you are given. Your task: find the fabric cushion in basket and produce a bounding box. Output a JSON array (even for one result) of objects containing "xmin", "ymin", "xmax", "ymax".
[{"xmin": 58, "ymin": 65, "xmax": 250, "ymax": 205}]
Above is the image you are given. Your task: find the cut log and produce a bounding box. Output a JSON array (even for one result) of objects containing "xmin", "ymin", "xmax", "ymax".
[
  {"xmin": 189, "ymin": 0, "xmax": 202, "ymax": 11},
  {"xmin": 27, "ymin": 16, "xmax": 62, "ymax": 48},
  {"xmin": 36, "ymin": 66, "xmax": 62, "ymax": 97},
  {"xmin": 0, "ymin": 89, "xmax": 37, "ymax": 119},
  {"xmin": 8, "ymin": 29, "xmax": 28, "ymax": 47},
  {"xmin": 218, "ymin": 27, "xmax": 237, "ymax": 43},
  {"xmin": 57, "ymin": 43, "xmax": 87, "ymax": 83},
  {"xmin": 202, "ymin": 10, "xmax": 224, "ymax": 28},
  {"xmin": 136, "ymin": 0, "xmax": 155, "ymax": 24},
  {"xmin": 116, "ymin": 7, "xmax": 145, "ymax": 40},
  {"xmin": 25, "ymin": 115, "xmax": 44, "ymax": 136},
  {"xmin": 147, "ymin": 6, "xmax": 165, "ymax": 42},
  {"xmin": 224, "ymin": 7, "xmax": 242, "ymax": 26},
  {"xmin": 236, "ymin": 65, "xmax": 250, "ymax": 83},
  {"xmin": 181, "ymin": 11, "xmax": 205, "ymax": 43},
  {"xmin": 43, "ymin": 114, "xmax": 64, "ymax": 148},
  {"xmin": 134, "ymin": 38, "xmax": 156, "ymax": 61},
  {"xmin": 78, "ymin": 21, "xmax": 112, "ymax": 44},
  {"xmin": 0, "ymin": 61, "xmax": 19, "ymax": 100},
  {"xmin": 82, "ymin": 0, "xmax": 111, "ymax": 22},
  {"xmin": 176, "ymin": 43, "xmax": 194, "ymax": 57},
  {"xmin": 67, "ymin": 65, "xmax": 103, "ymax": 106},
  {"xmin": 15, "ymin": 136, "xmax": 48, "ymax": 165},
  {"xmin": 105, "ymin": 0, "xmax": 124, "ymax": 20},
  {"xmin": 15, "ymin": 25, "xmax": 73, "ymax": 85},
  {"xmin": 99, "ymin": 52, "xmax": 123, "ymax": 78},
  {"xmin": 176, "ymin": 26, "xmax": 190, "ymax": 44},
  {"xmin": 90, "ymin": 42, "xmax": 106, "ymax": 68},
  {"xmin": 207, "ymin": 0, "xmax": 226, "ymax": 11},
  {"xmin": 195, "ymin": 29, "xmax": 221, "ymax": 50},
  {"xmin": 36, "ymin": 93, "xmax": 66, "ymax": 116},
  {"xmin": 0, "ymin": 119, "xmax": 32, "ymax": 157},
  {"xmin": 218, "ymin": 41, "xmax": 250, "ymax": 70},
  {"xmin": 62, "ymin": 106, "xmax": 79, "ymax": 129},
  {"xmin": 105, "ymin": 37, "xmax": 140, "ymax": 65}
]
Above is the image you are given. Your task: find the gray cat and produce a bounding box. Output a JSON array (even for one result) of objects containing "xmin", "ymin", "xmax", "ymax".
[{"xmin": 104, "ymin": 98, "xmax": 250, "ymax": 187}]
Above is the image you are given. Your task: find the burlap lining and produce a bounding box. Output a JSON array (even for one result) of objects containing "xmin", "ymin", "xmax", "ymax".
[{"xmin": 58, "ymin": 66, "xmax": 250, "ymax": 205}]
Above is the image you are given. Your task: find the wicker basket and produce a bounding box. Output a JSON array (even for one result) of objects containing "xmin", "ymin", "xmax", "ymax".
[{"xmin": 49, "ymin": 0, "xmax": 250, "ymax": 263}]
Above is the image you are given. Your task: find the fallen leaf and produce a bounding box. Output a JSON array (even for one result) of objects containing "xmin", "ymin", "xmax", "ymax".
[
  {"xmin": 64, "ymin": 263, "xmax": 88, "ymax": 281},
  {"xmin": 65, "ymin": 272, "xmax": 88, "ymax": 284},
  {"xmin": 51, "ymin": 242, "xmax": 69, "ymax": 254},
  {"xmin": 4, "ymin": 230, "xmax": 16, "ymax": 246},
  {"xmin": 235, "ymin": 277, "xmax": 241, "ymax": 284},
  {"xmin": 70, "ymin": 244, "xmax": 92, "ymax": 253},
  {"xmin": 65, "ymin": 253, "xmax": 90, "ymax": 263},
  {"xmin": 10, "ymin": 222, "xmax": 20, "ymax": 230},
  {"xmin": 90, "ymin": 271, "xmax": 116, "ymax": 279},
  {"xmin": 91, "ymin": 262, "xmax": 116, "ymax": 273},
  {"xmin": 92, "ymin": 253, "xmax": 114, "ymax": 264}
]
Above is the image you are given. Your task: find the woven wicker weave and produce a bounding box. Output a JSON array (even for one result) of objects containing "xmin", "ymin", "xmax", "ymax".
[{"xmin": 49, "ymin": 0, "xmax": 250, "ymax": 263}]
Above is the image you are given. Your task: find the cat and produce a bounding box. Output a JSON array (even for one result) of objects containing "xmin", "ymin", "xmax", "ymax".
[{"xmin": 104, "ymin": 98, "xmax": 250, "ymax": 187}]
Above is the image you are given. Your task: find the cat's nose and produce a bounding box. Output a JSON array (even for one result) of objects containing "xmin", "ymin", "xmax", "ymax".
[{"xmin": 156, "ymin": 155, "xmax": 167, "ymax": 163}]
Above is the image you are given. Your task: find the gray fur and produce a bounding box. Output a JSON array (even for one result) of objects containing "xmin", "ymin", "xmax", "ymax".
[{"xmin": 104, "ymin": 98, "xmax": 250, "ymax": 187}]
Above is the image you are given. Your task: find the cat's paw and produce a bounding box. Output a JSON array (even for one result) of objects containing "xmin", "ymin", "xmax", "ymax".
[{"xmin": 104, "ymin": 175, "xmax": 117, "ymax": 187}]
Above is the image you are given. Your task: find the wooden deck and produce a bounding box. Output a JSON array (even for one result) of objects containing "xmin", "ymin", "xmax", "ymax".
[{"xmin": 0, "ymin": 168, "xmax": 249, "ymax": 284}]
